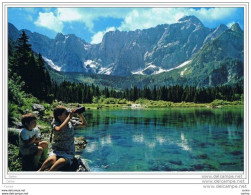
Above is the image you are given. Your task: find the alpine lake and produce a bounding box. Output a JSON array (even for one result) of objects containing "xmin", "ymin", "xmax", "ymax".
[{"xmin": 75, "ymin": 106, "xmax": 244, "ymax": 172}]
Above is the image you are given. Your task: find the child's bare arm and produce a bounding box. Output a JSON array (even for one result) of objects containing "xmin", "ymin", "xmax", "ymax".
[
  {"xmin": 77, "ymin": 113, "xmax": 88, "ymax": 127},
  {"xmin": 23, "ymin": 135, "xmax": 37, "ymax": 145}
]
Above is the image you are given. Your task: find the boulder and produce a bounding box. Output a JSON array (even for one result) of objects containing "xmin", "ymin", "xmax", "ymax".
[
  {"xmin": 75, "ymin": 137, "xmax": 88, "ymax": 152},
  {"xmin": 32, "ymin": 104, "xmax": 45, "ymax": 116},
  {"xmin": 12, "ymin": 120, "xmax": 23, "ymax": 129},
  {"xmin": 32, "ymin": 103, "xmax": 45, "ymax": 112},
  {"xmin": 59, "ymin": 157, "xmax": 90, "ymax": 172},
  {"xmin": 32, "ymin": 111, "xmax": 40, "ymax": 115}
]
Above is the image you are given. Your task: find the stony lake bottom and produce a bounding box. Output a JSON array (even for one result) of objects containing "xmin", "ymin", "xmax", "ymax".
[{"xmin": 75, "ymin": 107, "xmax": 244, "ymax": 172}]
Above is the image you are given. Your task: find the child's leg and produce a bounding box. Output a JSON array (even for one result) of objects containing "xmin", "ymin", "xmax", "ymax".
[
  {"xmin": 49, "ymin": 158, "xmax": 70, "ymax": 171},
  {"xmin": 38, "ymin": 141, "xmax": 48, "ymax": 161},
  {"xmin": 20, "ymin": 145, "xmax": 38, "ymax": 171},
  {"xmin": 38, "ymin": 155, "xmax": 57, "ymax": 171},
  {"xmin": 33, "ymin": 146, "xmax": 44, "ymax": 170}
]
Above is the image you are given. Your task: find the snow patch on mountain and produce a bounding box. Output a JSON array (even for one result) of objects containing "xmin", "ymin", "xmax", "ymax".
[
  {"xmin": 177, "ymin": 60, "xmax": 192, "ymax": 68},
  {"xmin": 132, "ymin": 60, "xmax": 191, "ymax": 75},
  {"xmin": 83, "ymin": 59, "xmax": 115, "ymax": 75},
  {"xmin": 97, "ymin": 64, "xmax": 115, "ymax": 75},
  {"xmin": 84, "ymin": 44, "xmax": 91, "ymax": 50},
  {"xmin": 180, "ymin": 68, "xmax": 187, "ymax": 77},
  {"xmin": 84, "ymin": 60, "xmax": 99, "ymax": 69},
  {"xmin": 63, "ymin": 35, "xmax": 69, "ymax": 43},
  {"xmin": 43, "ymin": 57, "xmax": 61, "ymax": 71}
]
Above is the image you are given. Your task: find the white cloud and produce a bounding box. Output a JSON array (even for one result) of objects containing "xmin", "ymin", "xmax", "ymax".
[
  {"xmin": 227, "ymin": 21, "xmax": 240, "ymax": 28},
  {"xmin": 119, "ymin": 8, "xmax": 185, "ymax": 31},
  {"xmin": 34, "ymin": 8, "xmax": 131, "ymax": 33},
  {"xmin": 33, "ymin": 7, "xmax": 240, "ymax": 38},
  {"xmin": 91, "ymin": 27, "xmax": 116, "ymax": 44},
  {"xmin": 197, "ymin": 8, "xmax": 235, "ymax": 20},
  {"xmin": 57, "ymin": 8, "xmax": 82, "ymax": 22},
  {"xmin": 90, "ymin": 31, "xmax": 104, "ymax": 44},
  {"xmin": 56, "ymin": 8, "xmax": 129, "ymax": 32},
  {"xmin": 191, "ymin": 7, "xmax": 237, "ymax": 25},
  {"xmin": 227, "ymin": 22, "xmax": 236, "ymax": 28},
  {"xmin": 118, "ymin": 7, "xmax": 238, "ymax": 31},
  {"xmin": 35, "ymin": 12, "xmax": 63, "ymax": 32}
]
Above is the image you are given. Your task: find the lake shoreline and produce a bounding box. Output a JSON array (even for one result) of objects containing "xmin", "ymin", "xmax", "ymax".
[
  {"xmin": 84, "ymin": 99, "xmax": 243, "ymax": 110},
  {"xmin": 8, "ymin": 99, "xmax": 243, "ymax": 171}
]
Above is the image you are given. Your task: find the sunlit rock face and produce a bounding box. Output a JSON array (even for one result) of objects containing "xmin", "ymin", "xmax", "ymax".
[{"xmin": 8, "ymin": 16, "xmax": 241, "ymax": 77}]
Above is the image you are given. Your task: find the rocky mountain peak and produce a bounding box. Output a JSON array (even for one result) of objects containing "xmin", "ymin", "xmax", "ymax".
[
  {"xmin": 8, "ymin": 23, "xmax": 20, "ymax": 41},
  {"xmin": 203, "ymin": 24, "xmax": 228, "ymax": 44},
  {"xmin": 216, "ymin": 24, "xmax": 228, "ymax": 31},
  {"xmin": 54, "ymin": 33, "xmax": 87, "ymax": 45},
  {"xmin": 230, "ymin": 23, "xmax": 242, "ymax": 33},
  {"xmin": 55, "ymin": 33, "xmax": 65, "ymax": 41},
  {"xmin": 178, "ymin": 15, "xmax": 204, "ymax": 27}
]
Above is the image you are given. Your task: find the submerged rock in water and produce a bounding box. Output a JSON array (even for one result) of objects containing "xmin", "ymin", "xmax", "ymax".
[
  {"xmin": 193, "ymin": 154, "xmax": 208, "ymax": 159},
  {"xmin": 75, "ymin": 137, "xmax": 88, "ymax": 152},
  {"xmin": 169, "ymin": 160, "xmax": 183, "ymax": 166},
  {"xmin": 220, "ymin": 162, "xmax": 237, "ymax": 166},
  {"xmin": 230, "ymin": 151, "xmax": 242, "ymax": 156},
  {"xmin": 193, "ymin": 164, "xmax": 205, "ymax": 170}
]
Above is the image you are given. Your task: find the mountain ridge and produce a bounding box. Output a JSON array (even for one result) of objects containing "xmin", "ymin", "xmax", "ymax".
[
  {"xmin": 8, "ymin": 15, "xmax": 240, "ymax": 77},
  {"xmin": 8, "ymin": 16, "xmax": 243, "ymax": 89}
]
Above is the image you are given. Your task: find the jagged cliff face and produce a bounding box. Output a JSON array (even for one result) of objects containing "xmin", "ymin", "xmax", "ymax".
[
  {"xmin": 87, "ymin": 16, "xmax": 230, "ymax": 76},
  {"xmin": 47, "ymin": 33, "xmax": 91, "ymax": 72},
  {"xmin": 179, "ymin": 23, "xmax": 244, "ymax": 87},
  {"xmin": 8, "ymin": 15, "xmax": 243, "ymax": 79},
  {"xmin": 144, "ymin": 16, "xmax": 210, "ymax": 69}
]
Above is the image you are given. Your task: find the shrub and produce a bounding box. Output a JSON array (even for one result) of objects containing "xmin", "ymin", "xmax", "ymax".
[
  {"xmin": 8, "ymin": 75, "xmax": 25, "ymax": 105},
  {"xmin": 8, "ymin": 143, "xmax": 22, "ymax": 171},
  {"xmin": 92, "ymin": 96, "xmax": 99, "ymax": 104},
  {"xmin": 135, "ymin": 98, "xmax": 148, "ymax": 104},
  {"xmin": 118, "ymin": 99, "xmax": 127, "ymax": 104},
  {"xmin": 102, "ymin": 97, "xmax": 117, "ymax": 104},
  {"xmin": 8, "ymin": 103, "xmax": 20, "ymax": 126}
]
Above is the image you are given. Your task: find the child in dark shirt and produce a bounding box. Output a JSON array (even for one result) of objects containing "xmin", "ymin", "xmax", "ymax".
[{"xmin": 38, "ymin": 106, "xmax": 87, "ymax": 171}]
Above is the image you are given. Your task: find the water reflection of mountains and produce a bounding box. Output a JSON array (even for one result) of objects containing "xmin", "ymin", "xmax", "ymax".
[
  {"xmin": 85, "ymin": 108, "xmax": 243, "ymax": 129},
  {"xmin": 80, "ymin": 108, "xmax": 243, "ymax": 171}
]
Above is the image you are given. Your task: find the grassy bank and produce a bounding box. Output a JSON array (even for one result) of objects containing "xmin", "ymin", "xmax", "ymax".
[
  {"xmin": 134, "ymin": 98, "xmax": 243, "ymax": 108},
  {"xmin": 81, "ymin": 98, "xmax": 244, "ymax": 110}
]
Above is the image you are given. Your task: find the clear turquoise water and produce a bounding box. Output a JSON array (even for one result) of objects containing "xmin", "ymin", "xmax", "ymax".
[{"xmin": 76, "ymin": 107, "xmax": 244, "ymax": 172}]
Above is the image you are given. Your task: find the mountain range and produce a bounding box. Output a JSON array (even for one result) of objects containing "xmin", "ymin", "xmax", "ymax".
[{"xmin": 8, "ymin": 15, "xmax": 243, "ymax": 89}]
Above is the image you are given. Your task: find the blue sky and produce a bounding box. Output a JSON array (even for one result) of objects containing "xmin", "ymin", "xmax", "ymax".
[{"xmin": 8, "ymin": 7, "xmax": 244, "ymax": 44}]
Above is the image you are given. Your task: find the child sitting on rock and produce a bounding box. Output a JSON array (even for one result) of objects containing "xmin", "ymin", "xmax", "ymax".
[
  {"xmin": 19, "ymin": 113, "xmax": 48, "ymax": 170},
  {"xmin": 38, "ymin": 105, "xmax": 87, "ymax": 171}
]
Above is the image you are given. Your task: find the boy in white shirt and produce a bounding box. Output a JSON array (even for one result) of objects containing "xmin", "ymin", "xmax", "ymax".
[{"xmin": 19, "ymin": 113, "xmax": 48, "ymax": 170}]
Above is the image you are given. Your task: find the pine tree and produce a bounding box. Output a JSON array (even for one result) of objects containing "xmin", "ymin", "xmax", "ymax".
[
  {"xmin": 152, "ymin": 86, "xmax": 157, "ymax": 100},
  {"xmin": 15, "ymin": 31, "xmax": 32, "ymax": 79}
]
